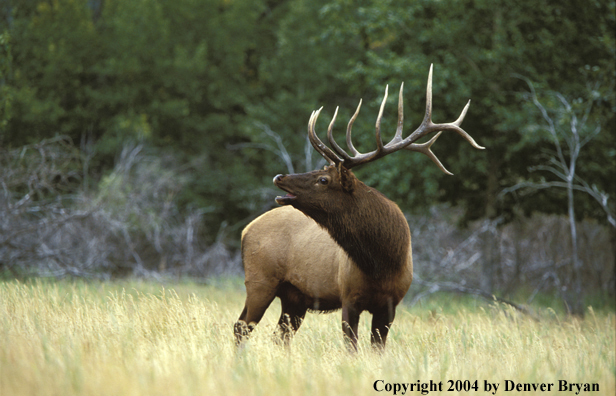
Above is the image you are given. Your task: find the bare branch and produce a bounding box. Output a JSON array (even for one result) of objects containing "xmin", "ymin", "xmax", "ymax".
[
  {"xmin": 411, "ymin": 275, "xmax": 538, "ymax": 319},
  {"xmin": 227, "ymin": 122, "xmax": 296, "ymax": 174},
  {"xmin": 503, "ymin": 77, "xmax": 613, "ymax": 230}
]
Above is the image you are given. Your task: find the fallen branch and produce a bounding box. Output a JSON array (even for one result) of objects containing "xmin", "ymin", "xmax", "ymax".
[{"xmin": 411, "ymin": 275, "xmax": 539, "ymax": 320}]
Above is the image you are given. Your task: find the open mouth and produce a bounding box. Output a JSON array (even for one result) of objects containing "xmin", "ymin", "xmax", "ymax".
[
  {"xmin": 273, "ymin": 174, "xmax": 297, "ymax": 205},
  {"xmin": 275, "ymin": 192, "xmax": 296, "ymax": 205}
]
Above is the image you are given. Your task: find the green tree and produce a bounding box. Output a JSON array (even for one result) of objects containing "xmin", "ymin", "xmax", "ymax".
[
  {"xmin": 1, "ymin": 0, "xmax": 275, "ymax": 236},
  {"xmin": 2, "ymin": 0, "xmax": 614, "ymax": 244},
  {"xmin": 275, "ymin": 0, "xmax": 616, "ymax": 224}
]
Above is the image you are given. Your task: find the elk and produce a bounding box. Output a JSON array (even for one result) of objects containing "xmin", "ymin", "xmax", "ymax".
[{"xmin": 234, "ymin": 65, "xmax": 484, "ymax": 350}]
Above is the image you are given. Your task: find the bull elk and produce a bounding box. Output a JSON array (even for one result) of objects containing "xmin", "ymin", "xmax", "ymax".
[{"xmin": 234, "ymin": 65, "xmax": 484, "ymax": 350}]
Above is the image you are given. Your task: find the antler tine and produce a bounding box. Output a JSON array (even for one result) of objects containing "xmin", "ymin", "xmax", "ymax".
[
  {"xmin": 394, "ymin": 82, "xmax": 404, "ymax": 141},
  {"xmin": 346, "ymin": 99, "xmax": 362, "ymax": 156},
  {"xmin": 425, "ymin": 63, "xmax": 434, "ymax": 126},
  {"xmin": 307, "ymin": 110, "xmax": 325, "ymax": 163},
  {"xmin": 451, "ymin": 99, "xmax": 484, "ymax": 149},
  {"xmin": 327, "ymin": 106, "xmax": 352, "ymax": 161},
  {"xmin": 403, "ymin": 99, "xmax": 483, "ymax": 150},
  {"xmin": 401, "ymin": 63, "xmax": 433, "ymax": 140},
  {"xmin": 405, "ymin": 132, "xmax": 453, "ymax": 175},
  {"xmin": 375, "ymin": 85, "xmax": 388, "ymax": 153},
  {"xmin": 402, "ymin": 64, "xmax": 484, "ymax": 149},
  {"xmin": 308, "ymin": 107, "xmax": 340, "ymax": 166}
]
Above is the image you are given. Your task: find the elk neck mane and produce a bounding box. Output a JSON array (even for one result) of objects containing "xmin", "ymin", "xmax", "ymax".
[{"xmin": 302, "ymin": 179, "xmax": 411, "ymax": 280}]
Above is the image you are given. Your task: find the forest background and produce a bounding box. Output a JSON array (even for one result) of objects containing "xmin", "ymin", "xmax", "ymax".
[{"xmin": 1, "ymin": 0, "xmax": 614, "ymax": 312}]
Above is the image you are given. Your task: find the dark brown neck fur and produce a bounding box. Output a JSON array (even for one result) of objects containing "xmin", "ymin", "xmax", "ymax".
[{"xmin": 302, "ymin": 182, "xmax": 411, "ymax": 280}]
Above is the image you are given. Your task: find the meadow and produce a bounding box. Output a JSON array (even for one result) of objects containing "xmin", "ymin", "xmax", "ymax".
[{"xmin": 0, "ymin": 278, "xmax": 614, "ymax": 396}]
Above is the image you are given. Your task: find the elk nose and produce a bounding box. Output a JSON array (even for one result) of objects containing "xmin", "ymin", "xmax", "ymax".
[{"xmin": 273, "ymin": 174, "xmax": 284, "ymax": 184}]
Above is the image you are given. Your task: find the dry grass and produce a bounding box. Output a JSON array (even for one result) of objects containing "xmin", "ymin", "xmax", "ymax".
[{"xmin": 0, "ymin": 279, "xmax": 614, "ymax": 396}]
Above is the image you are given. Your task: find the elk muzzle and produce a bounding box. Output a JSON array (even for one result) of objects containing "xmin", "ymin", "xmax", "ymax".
[{"xmin": 274, "ymin": 174, "xmax": 297, "ymax": 205}]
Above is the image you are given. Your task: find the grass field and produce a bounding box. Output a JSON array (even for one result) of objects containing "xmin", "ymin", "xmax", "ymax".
[{"xmin": 0, "ymin": 278, "xmax": 614, "ymax": 396}]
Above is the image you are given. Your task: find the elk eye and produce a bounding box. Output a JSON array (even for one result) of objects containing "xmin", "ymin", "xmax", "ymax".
[{"xmin": 318, "ymin": 177, "xmax": 329, "ymax": 185}]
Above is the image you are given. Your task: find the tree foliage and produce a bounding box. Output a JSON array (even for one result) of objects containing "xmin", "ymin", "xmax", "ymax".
[{"xmin": 1, "ymin": 0, "xmax": 614, "ymax": 236}]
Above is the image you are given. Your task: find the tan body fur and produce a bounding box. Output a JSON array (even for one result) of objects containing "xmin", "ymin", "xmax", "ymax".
[{"xmin": 241, "ymin": 206, "xmax": 413, "ymax": 316}]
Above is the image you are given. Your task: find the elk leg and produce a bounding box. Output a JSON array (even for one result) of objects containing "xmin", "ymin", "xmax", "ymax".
[
  {"xmin": 370, "ymin": 302, "xmax": 396, "ymax": 349},
  {"xmin": 341, "ymin": 305, "xmax": 360, "ymax": 351},
  {"xmin": 276, "ymin": 299, "xmax": 307, "ymax": 345},
  {"xmin": 234, "ymin": 306, "xmax": 254, "ymax": 346},
  {"xmin": 234, "ymin": 284, "xmax": 277, "ymax": 345}
]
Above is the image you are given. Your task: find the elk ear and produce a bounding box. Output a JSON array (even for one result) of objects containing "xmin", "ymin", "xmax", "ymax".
[{"xmin": 337, "ymin": 164, "xmax": 355, "ymax": 192}]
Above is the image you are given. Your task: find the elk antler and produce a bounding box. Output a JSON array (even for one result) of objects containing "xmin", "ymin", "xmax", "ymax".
[{"xmin": 307, "ymin": 64, "xmax": 485, "ymax": 174}]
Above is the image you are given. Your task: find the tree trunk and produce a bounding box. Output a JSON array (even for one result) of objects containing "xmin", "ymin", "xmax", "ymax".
[
  {"xmin": 566, "ymin": 179, "xmax": 584, "ymax": 316},
  {"xmin": 481, "ymin": 153, "xmax": 502, "ymax": 295},
  {"xmin": 611, "ymin": 227, "xmax": 616, "ymax": 298},
  {"xmin": 481, "ymin": 226, "xmax": 496, "ymax": 295}
]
